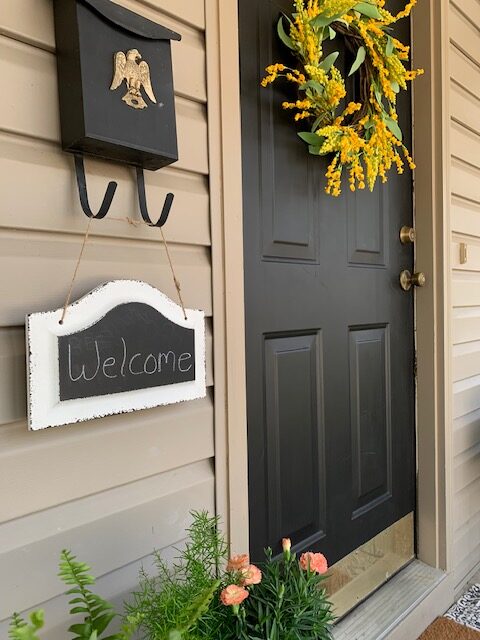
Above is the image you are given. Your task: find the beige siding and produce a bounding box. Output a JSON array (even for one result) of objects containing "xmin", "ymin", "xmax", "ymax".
[
  {"xmin": 448, "ymin": 0, "xmax": 480, "ymax": 587},
  {"xmin": 0, "ymin": 0, "xmax": 216, "ymax": 637}
]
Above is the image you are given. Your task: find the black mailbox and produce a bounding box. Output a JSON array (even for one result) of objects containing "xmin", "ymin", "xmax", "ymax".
[{"xmin": 53, "ymin": 0, "xmax": 181, "ymax": 171}]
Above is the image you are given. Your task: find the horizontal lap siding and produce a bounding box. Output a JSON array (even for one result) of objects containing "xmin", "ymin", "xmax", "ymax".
[
  {"xmin": 0, "ymin": 0, "xmax": 215, "ymax": 637},
  {"xmin": 449, "ymin": 0, "xmax": 480, "ymax": 586}
]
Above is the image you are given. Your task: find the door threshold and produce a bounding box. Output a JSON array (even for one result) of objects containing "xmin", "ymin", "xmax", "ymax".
[{"xmin": 332, "ymin": 560, "xmax": 447, "ymax": 640}]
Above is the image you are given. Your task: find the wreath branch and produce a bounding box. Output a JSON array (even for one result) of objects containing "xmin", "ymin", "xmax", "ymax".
[{"xmin": 331, "ymin": 21, "xmax": 373, "ymax": 126}]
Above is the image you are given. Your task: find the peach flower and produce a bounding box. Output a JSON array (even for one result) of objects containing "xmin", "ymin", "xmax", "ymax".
[
  {"xmin": 299, "ymin": 552, "xmax": 328, "ymax": 574},
  {"xmin": 220, "ymin": 584, "xmax": 249, "ymax": 606},
  {"xmin": 282, "ymin": 538, "xmax": 292, "ymax": 553},
  {"xmin": 241, "ymin": 564, "xmax": 262, "ymax": 586},
  {"xmin": 226, "ymin": 553, "xmax": 249, "ymax": 572}
]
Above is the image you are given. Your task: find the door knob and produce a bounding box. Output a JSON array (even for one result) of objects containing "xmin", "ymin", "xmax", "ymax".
[
  {"xmin": 400, "ymin": 226, "xmax": 416, "ymax": 244},
  {"xmin": 400, "ymin": 270, "xmax": 426, "ymax": 291}
]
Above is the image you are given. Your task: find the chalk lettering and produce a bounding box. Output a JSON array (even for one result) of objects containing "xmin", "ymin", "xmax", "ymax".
[
  {"xmin": 158, "ymin": 351, "xmax": 176, "ymax": 372},
  {"xmin": 120, "ymin": 337, "xmax": 127, "ymax": 377},
  {"xmin": 66, "ymin": 338, "xmax": 194, "ymax": 384},
  {"xmin": 144, "ymin": 353, "xmax": 157, "ymax": 374},
  {"xmin": 102, "ymin": 356, "xmax": 117, "ymax": 378},
  {"xmin": 178, "ymin": 352, "xmax": 193, "ymax": 373},
  {"xmin": 129, "ymin": 353, "xmax": 143, "ymax": 375},
  {"xmin": 68, "ymin": 341, "xmax": 100, "ymax": 382}
]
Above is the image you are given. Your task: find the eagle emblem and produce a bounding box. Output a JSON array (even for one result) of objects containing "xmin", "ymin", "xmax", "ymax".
[{"xmin": 110, "ymin": 49, "xmax": 156, "ymax": 110}]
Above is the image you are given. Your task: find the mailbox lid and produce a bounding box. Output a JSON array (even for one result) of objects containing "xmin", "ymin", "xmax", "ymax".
[{"xmin": 81, "ymin": 0, "xmax": 181, "ymax": 41}]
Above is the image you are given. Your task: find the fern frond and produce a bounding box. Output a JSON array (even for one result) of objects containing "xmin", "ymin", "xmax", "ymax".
[
  {"xmin": 8, "ymin": 611, "xmax": 44, "ymax": 640},
  {"xmin": 174, "ymin": 579, "xmax": 221, "ymax": 637},
  {"xmin": 58, "ymin": 550, "xmax": 117, "ymax": 640},
  {"xmin": 9, "ymin": 613, "xmax": 27, "ymax": 639},
  {"xmin": 59, "ymin": 550, "xmax": 95, "ymax": 587}
]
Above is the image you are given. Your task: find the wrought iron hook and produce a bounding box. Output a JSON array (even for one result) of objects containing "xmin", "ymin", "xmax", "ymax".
[
  {"xmin": 74, "ymin": 155, "xmax": 118, "ymax": 219},
  {"xmin": 136, "ymin": 166, "xmax": 174, "ymax": 227}
]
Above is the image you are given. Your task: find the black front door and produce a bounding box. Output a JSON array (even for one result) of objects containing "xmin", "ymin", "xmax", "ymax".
[{"xmin": 239, "ymin": 0, "xmax": 415, "ymax": 564}]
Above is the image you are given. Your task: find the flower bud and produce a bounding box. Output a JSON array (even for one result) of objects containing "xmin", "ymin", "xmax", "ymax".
[{"xmin": 282, "ymin": 537, "xmax": 292, "ymax": 559}]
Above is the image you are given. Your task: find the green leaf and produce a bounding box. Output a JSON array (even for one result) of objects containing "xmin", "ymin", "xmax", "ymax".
[
  {"xmin": 391, "ymin": 81, "xmax": 400, "ymax": 93},
  {"xmin": 329, "ymin": 26, "xmax": 336, "ymax": 40},
  {"xmin": 386, "ymin": 35, "xmax": 394, "ymax": 56},
  {"xmin": 277, "ymin": 16, "xmax": 295, "ymax": 50},
  {"xmin": 348, "ymin": 46, "xmax": 366, "ymax": 76},
  {"xmin": 310, "ymin": 10, "xmax": 347, "ymax": 28},
  {"xmin": 92, "ymin": 613, "xmax": 116, "ymax": 636},
  {"xmin": 298, "ymin": 132, "xmax": 324, "ymax": 145},
  {"xmin": 308, "ymin": 144, "xmax": 324, "ymax": 155},
  {"xmin": 311, "ymin": 115, "xmax": 323, "ymax": 131},
  {"xmin": 384, "ymin": 116, "xmax": 403, "ymax": 140},
  {"xmin": 319, "ymin": 51, "xmax": 339, "ymax": 72},
  {"xmin": 70, "ymin": 607, "xmax": 90, "ymax": 615},
  {"xmin": 300, "ymin": 80, "xmax": 324, "ymax": 94},
  {"xmin": 29, "ymin": 612, "xmax": 44, "ymax": 631},
  {"xmin": 69, "ymin": 623, "xmax": 92, "ymax": 636},
  {"xmin": 354, "ymin": 2, "xmax": 382, "ymax": 19}
]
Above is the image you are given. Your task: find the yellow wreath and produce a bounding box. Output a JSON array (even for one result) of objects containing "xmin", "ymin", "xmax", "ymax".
[{"xmin": 261, "ymin": 0, "xmax": 424, "ymax": 196}]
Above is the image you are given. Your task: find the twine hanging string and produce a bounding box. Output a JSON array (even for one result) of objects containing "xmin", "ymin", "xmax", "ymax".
[
  {"xmin": 59, "ymin": 216, "xmax": 93, "ymax": 324},
  {"xmin": 159, "ymin": 224, "xmax": 187, "ymax": 320},
  {"xmin": 59, "ymin": 214, "xmax": 187, "ymax": 324}
]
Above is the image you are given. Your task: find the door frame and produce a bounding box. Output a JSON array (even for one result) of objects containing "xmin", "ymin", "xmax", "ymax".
[{"xmin": 206, "ymin": 0, "xmax": 452, "ymax": 572}]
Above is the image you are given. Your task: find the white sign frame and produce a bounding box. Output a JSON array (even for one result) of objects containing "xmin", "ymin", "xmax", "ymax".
[{"xmin": 26, "ymin": 280, "xmax": 206, "ymax": 430}]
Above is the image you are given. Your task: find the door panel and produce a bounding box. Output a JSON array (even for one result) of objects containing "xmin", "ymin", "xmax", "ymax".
[
  {"xmin": 264, "ymin": 332, "xmax": 326, "ymax": 547},
  {"xmin": 349, "ymin": 325, "xmax": 392, "ymax": 518},
  {"xmin": 240, "ymin": 0, "xmax": 415, "ymax": 565}
]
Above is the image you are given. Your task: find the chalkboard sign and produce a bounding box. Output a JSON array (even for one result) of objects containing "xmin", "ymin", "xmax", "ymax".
[
  {"xmin": 58, "ymin": 302, "xmax": 195, "ymax": 400},
  {"xmin": 26, "ymin": 281, "xmax": 205, "ymax": 430}
]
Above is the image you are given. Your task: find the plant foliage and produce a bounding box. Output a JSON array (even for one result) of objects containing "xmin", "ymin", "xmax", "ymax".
[
  {"xmin": 125, "ymin": 511, "xmax": 229, "ymax": 640},
  {"xmin": 126, "ymin": 512, "xmax": 334, "ymax": 640},
  {"xmin": 9, "ymin": 551, "xmax": 135, "ymax": 640},
  {"xmin": 241, "ymin": 548, "xmax": 333, "ymax": 640},
  {"xmin": 58, "ymin": 549, "xmax": 116, "ymax": 640},
  {"xmin": 8, "ymin": 514, "xmax": 334, "ymax": 640}
]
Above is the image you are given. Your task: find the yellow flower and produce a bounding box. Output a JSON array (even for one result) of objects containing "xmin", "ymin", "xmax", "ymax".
[{"xmin": 295, "ymin": 110, "xmax": 312, "ymax": 120}]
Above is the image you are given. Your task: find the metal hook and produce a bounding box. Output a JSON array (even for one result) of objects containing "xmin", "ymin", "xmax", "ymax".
[
  {"xmin": 136, "ymin": 166, "xmax": 174, "ymax": 227},
  {"xmin": 74, "ymin": 155, "xmax": 118, "ymax": 219}
]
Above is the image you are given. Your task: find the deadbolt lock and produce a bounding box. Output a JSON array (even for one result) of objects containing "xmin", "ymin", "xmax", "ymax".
[
  {"xmin": 400, "ymin": 270, "xmax": 426, "ymax": 291},
  {"xmin": 400, "ymin": 226, "xmax": 416, "ymax": 244}
]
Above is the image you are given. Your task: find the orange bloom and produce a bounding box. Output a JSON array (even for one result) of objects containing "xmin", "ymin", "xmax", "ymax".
[
  {"xmin": 241, "ymin": 564, "xmax": 262, "ymax": 586},
  {"xmin": 220, "ymin": 584, "xmax": 249, "ymax": 606},
  {"xmin": 282, "ymin": 538, "xmax": 292, "ymax": 553},
  {"xmin": 226, "ymin": 554, "xmax": 249, "ymax": 572},
  {"xmin": 299, "ymin": 552, "xmax": 328, "ymax": 574}
]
